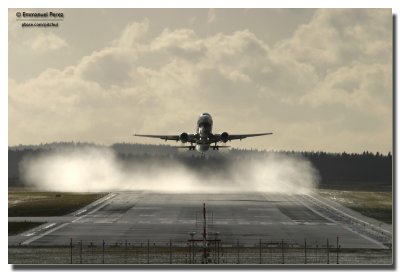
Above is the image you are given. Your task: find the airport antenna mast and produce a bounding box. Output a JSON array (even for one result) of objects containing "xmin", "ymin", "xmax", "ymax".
[{"xmin": 203, "ymin": 203, "xmax": 208, "ymax": 263}]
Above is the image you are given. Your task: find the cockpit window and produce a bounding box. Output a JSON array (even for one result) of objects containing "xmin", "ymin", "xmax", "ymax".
[
  {"xmin": 198, "ymin": 122, "xmax": 211, "ymax": 129},
  {"xmin": 202, "ymin": 112, "xmax": 210, "ymax": 116}
]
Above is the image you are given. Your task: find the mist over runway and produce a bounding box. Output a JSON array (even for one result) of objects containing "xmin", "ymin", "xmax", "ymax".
[
  {"xmin": 9, "ymin": 191, "xmax": 390, "ymax": 249},
  {"xmin": 20, "ymin": 146, "xmax": 319, "ymax": 194}
]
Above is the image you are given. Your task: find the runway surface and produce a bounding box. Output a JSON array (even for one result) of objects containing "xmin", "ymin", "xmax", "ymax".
[{"xmin": 9, "ymin": 191, "xmax": 391, "ymax": 248}]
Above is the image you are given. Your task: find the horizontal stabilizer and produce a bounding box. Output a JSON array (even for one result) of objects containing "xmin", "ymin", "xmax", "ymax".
[{"xmin": 173, "ymin": 145, "xmax": 231, "ymax": 149}]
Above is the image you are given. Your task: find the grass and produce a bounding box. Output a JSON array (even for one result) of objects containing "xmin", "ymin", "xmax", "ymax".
[
  {"xmin": 319, "ymin": 189, "xmax": 392, "ymax": 224},
  {"xmin": 8, "ymin": 191, "xmax": 107, "ymax": 217},
  {"xmin": 9, "ymin": 221, "xmax": 45, "ymax": 236}
]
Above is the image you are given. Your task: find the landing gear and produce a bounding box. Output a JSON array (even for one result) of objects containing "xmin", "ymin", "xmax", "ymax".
[
  {"xmin": 189, "ymin": 144, "xmax": 195, "ymax": 150},
  {"xmin": 212, "ymin": 143, "xmax": 219, "ymax": 150}
]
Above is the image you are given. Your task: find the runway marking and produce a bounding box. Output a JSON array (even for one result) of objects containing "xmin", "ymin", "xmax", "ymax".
[
  {"xmin": 306, "ymin": 194, "xmax": 392, "ymax": 235},
  {"xmin": 178, "ymin": 220, "xmax": 195, "ymax": 224},
  {"xmin": 71, "ymin": 194, "xmax": 117, "ymax": 223},
  {"xmin": 342, "ymin": 225, "xmax": 387, "ymax": 249},
  {"xmin": 296, "ymin": 196, "xmax": 337, "ymax": 224},
  {"xmin": 260, "ymin": 222, "xmax": 273, "ymax": 225},
  {"xmin": 95, "ymin": 221, "xmax": 113, "ymax": 224},
  {"xmin": 300, "ymin": 222, "xmax": 329, "ymax": 226},
  {"xmin": 74, "ymin": 209, "xmax": 87, "ymax": 216},
  {"xmin": 87, "ymin": 194, "xmax": 116, "ymax": 215},
  {"xmin": 21, "ymin": 223, "xmax": 70, "ymax": 245},
  {"xmin": 75, "ymin": 219, "xmax": 90, "ymax": 223},
  {"xmin": 43, "ymin": 223, "xmax": 56, "ymax": 229},
  {"xmin": 301, "ymin": 194, "xmax": 390, "ymax": 249},
  {"xmin": 248, "ymin": 208, "xmax": 275, "ymax": 211},
  {"xmin": 72, "ymin": 215, "xmax": 87, "ymax": 223},
  {"xmin": 23, "ymin": 223, "xmax": 56, "ymax": 237},
  {"xmin": 281, "ymin": 222, "xmax": 296, "ymax": 225},
  {"xmin": 160, "ymin": 221, "xmax": 174, "ymax": 224}
]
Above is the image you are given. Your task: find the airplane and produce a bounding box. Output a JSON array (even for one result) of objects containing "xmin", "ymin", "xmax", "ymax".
[{"xmin": 134, "ymin": 112, "xmax": 272, "ymax": 152}]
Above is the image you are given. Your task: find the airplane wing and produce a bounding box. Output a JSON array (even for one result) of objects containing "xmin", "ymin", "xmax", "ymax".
[
  {"xmin": 229, "ymin": 132, "xmax": 273, "ymax": 140},
  {"xmin": 213, "ymin": 132, "xmax": 273, "ymax": 142},
  {"xmin": 134, "ymin": 134, "xmax": 180, "ymax": 141},
  {"xmin": 134, "ymin": 133, "xmax": 198, "ymax": 143}
]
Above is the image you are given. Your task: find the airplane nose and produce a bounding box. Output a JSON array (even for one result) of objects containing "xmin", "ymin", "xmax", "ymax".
[{"xmin": 199, "ymin": 126, "xmax": 206, "ymax": 136}]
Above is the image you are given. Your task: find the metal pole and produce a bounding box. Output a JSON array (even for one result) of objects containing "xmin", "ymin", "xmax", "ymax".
[
  {"xmin": 237, "ymin": 239, "xmax": 240, "ymax": 264},
  {"xmin": 192, "ymin": 240, "xmax": 194, "ymax": 264},
  {"xmin": 102, "ymin": 240, "xmax": 105, "ymax": 264},
  {"xmin": 259, "ymin": 239, "xmax": 262, "ymax": 264},
  {"xmin": 194, "ymin": 241, "xmax": 197, "ymax": 264},
  {"xmin": 336, "ymin": 236, "xmax": 339, "ymax": 264},
  {"xmin": 217, "ymin": 240, "xmax": 220, "ymax": 264},
  {"xmin": 90, "ymin": 242, "xmax": 93, "ymax": 261},
  {"xmin": 153, "ymin": 242, "xmax": 156, "ymax": 263},
  {"xmin": 215, "ymin": 238, "xmax": 217, "ymax": 264},
  {"xmin": 281, "ymin": 239, "xmax": 284, "ymax": 264},
  {"xmin": 187, "ymin": 242, "xmax": 190, "ymax": 264},
  {"xmin": 304, "ymin": 239, "xmax": 307, "ymax": 264},
  {"xmin": 125, "ymin": 240, "xmax": 127, "ymax": 264},
  {"xmin": 80, "ymin": 240, "xmax": 82, "ymax": 264},
  {"xmin": 70, "ymin": 238, "xmax": 73, "ymax": 264},
  {"xmin": 327, "ymin": 238, "xmax": 329, "ymax": 264},
  {"xmin": 220, "ymin": 241, "xmax": 223, "ymax": 264},
  {"xmin": 169, "ymin": 240, "xmax": 172, "ymax": 264},
  {"xmin": 203, "ymin": 203, "xmax": 207, "ymax": 264},
  {"xmin": 189, "ymin": 240, "xmax": 191, "ymax": 264},
  {"xmin": 147, "ymin": 240, "xmax": 150, "ymax": 264},
  {"xmin": 316, "ymin": 244, "xmax": 318, "ymax": 264}
]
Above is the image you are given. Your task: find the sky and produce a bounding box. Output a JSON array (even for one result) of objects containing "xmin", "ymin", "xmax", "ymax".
[{"xmin": 8, "ymin": 8, "xmax": 393, "ymax": 153}]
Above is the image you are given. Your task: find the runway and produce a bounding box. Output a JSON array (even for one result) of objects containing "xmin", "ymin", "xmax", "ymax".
[{"xmin": 8, "ymin": 191, "xmax": 391, "ymax": 248}]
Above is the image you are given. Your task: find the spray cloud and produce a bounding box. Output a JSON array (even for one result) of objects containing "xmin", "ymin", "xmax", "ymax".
[{"xmin": 20, "ymin": 147, "xmax": 319, "ymax": 194}]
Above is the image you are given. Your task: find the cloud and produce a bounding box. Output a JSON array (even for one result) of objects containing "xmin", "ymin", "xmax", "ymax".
[
  {"xmin": 9, "ymin": 9, "xmax": 392, "ymax": 153},
  {"xmin": 207, "ymin": 9, "xmax": 216, "ymax": 24},
  {"xmin": 27, "ymin": 33, "xmax": 67, "ymax": 53},
  {"xmin": 275, "ymin": 9, "xmax": 391, "ymax": 73},
  {"xmin": 74, "ymin": 21, "xmax": 149, "ymax": 88}
]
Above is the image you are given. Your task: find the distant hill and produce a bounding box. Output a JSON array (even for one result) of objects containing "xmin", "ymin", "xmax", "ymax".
[{"xmin": 8, "ymin": 142, "xmax": 392, "ymax": 191}]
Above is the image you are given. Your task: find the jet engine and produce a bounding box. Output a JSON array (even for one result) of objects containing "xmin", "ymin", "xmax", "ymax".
[
  {"xmin": 179, "ymin": 132, "xmax": 190, "ymax": 143},
  {"xmin": 220, "ymin": 132, "xmax": 229, "ymax": 143}
]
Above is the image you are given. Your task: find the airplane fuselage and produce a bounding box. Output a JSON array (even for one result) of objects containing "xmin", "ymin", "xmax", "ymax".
[{"xmin": 196, "ymin": 113, "xmax": 213, "ymax": 152}]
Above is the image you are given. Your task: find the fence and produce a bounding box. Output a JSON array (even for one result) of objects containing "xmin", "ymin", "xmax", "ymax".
[{"xmin": 9, "ymin": 238, "xmax": 392, "ymax": 265}]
